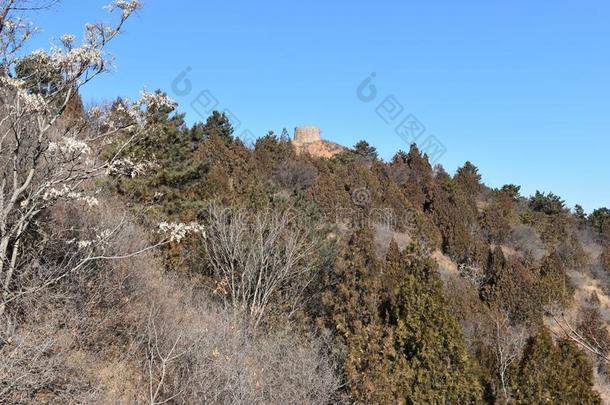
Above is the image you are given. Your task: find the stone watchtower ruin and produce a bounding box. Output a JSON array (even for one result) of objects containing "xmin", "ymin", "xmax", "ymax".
[
  {"xmin": 291, "ymin": 125, "xmax": 344, "ymax": 158},
  {"xmin": 293, "ymin": 126, "xmax": 321, "ymax": 144}
]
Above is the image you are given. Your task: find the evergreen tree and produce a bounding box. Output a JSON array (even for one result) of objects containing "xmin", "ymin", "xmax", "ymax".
[
  {"xmin": 513, "ymin": 330, "xmax": 601, "ymax": 404},
  {"xmin": 16, "ymin": 52, "xmax": 84, "ymax": 118},
  {"xmin": 387, "ymin": 244, "xmax": 483, "ymax": 403},
  {"xmin": 454, "ymin": 161, "xmax": 483, "ymax": 198},
  {"xmin": 589, "ymin": 207, "xmax": 610, "ymax": 236},
  {"xmin": 601, "ymin": 246, "xmax": 610, "ymax": 272},
  {"xmin": 109, "ymin": 93, "xmax": 205, "ymax": 216},
  {"xmin": 353, "ymin": 140, "xmax": 378, "ymax": 161},
  {"xmin": 500, "ymin": 184, "xmax": 521, "ymax": 201},
  {"xmin": 578, "ymin": 306, "xmax": 610, "ymax": 357},
  {"xmin": 322, "ymin": 227, "xmax": 397, "ymax": 403},
  {"xmin": 403, "ymin": 144, "xmax": 434, "ymax": 211},
  {"xmin": 537, "ymin": 252, "xmax": 573, "ymax": 308},
  {"xmin": 254, "ymin": 130, "xmax": 294, "ymax": 172},
  {"xmin": 529, "ymin": 191, "xmax": 567, "ymax": 215},
  {"xmin": 280, "ymin": 127, "xmax": 291, "ymax": 141},
  {"xmin": 486, "ymin": 246, "xmax": 506, "ymax": 282},
  {"xmin": 202, "ymin": 110, "xmax": 234, "ymax": 143},
  {"xmin": 16, "ymin": 52, "xmax": 61, "ymax": 94},
  {"xmin": 487, "ymin": 257, "xmax": 543, "ymax": 326},
  {"xmin": 574, "ymin": 204, "xmax": 587, "ymax": 221},
  {"xmin": 393, "ymin": 149, "xmax": 409, "ymax": 164},
  {"xmin": 383, "ymin": 239, "xmax": 403, "ymax": 289},
  {"xmin": 122, "ymin": 91, "xmax": 190, "ymax": 162},
  {"xmin": 428, "ymin": 169, "xmax": 487, "ymax": 265}
]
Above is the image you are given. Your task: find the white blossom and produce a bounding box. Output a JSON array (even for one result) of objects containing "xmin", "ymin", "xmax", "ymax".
[
  {"xmin": 42, "ymin": 185, "xmax": 100, "ymax": 207},
  {"xmin": 18, "ymin": 90, "xmax": 47, "ymax": 113},
  {"xmin": 139, "ymin": 90, "xmax": 176, "ymax": 111},
  {"xmin": 50, "ymin": 44, "xmax": 104, "ymax": 73},
  {"xmin": 2, "ymin": 15, "xmax": 34, "ymax": 35},
  {"xmin": 106, "ymin": 157, "xmax": 156, "ymax": 178},
  {"xmin": 0, "ymin": 76, "xmax": 26, "ymax": 89},
  {"xmin": 158, "ymin": 222, "xmax": 205, "ymax": 243},
  {"xmin": 0, "ymin": 76, "xmax": 48, "ymax": 113},
  {"xmin": 25, "ymin": 49, "xmax": 52, "ymax": 70},
  {"xmin": 104, "ymin": 0, "xmax": 142, "ymax": 18},
  {"xmin": 77, "ymin": 240, "xmax": 93, "ymax": 249},
  {"xmin": 42, "ymin": 187, "xmax": 64, "ymax": 201},
  {"xmin": 96, "ymin": 229, "xmax": 113, "ymax": 240},
  {"xmin": 47, "ymin": 136, "xmax": 92, "ymax": 155},
  {"xmin": 88, "ymin": 91, "xmax": 176, "ymax": 132},
  {"xmin": 80, "ymin": 196, "xmax": 99, "ymax": 207},
  {"xmin": 87, "ymin": 106, "xmax": 103, "ymax": 118},
  {"xmin": 60, "ymin": 33, "xmax": 76, "ymax": 47}
]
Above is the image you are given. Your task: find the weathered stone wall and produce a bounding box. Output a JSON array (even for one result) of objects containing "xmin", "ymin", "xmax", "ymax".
[{"xmin": 294, "ymin": 126, "xmax": 321, "ymax": 144}]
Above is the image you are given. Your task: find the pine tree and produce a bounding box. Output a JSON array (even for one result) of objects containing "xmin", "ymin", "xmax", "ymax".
[
  {"xmin": 254, "ymin": 131, "xmax": 295, "ymax": 175},
  {"xmin": 500, "ymin": 184, "xmax": 521, "ymax": 201},
  {"xmin": 201, "ymin": 110, "xmax": 234, "ymax": 143},
  {"xmin": 383, "ymin": 239, "xmax": 403, "ymax": 288},
  {"xmin": 529, "ymin": 191, "xmax": 567, "ymax": 215},
  {"xmin": 578, "ymin": 306, "xmax": 610, "ymax": 356},
  {"xmin": 353, "ymin": 140, "xmax": 378, "ymax": 161},
  {"xmin": 16, "ymin": 52, "xmax": 61, "ymax": 94},
  {"xmin": 393, "ymin": 149, "xmax": 409, "ymax": 164},
  {"xmin": 280, "ymin": 127, "xmax": 291, "ymax": 141},
  {"xmin": 589, "ymin": 208, "xmax": 610, "ymax": 237},
  {"xmin": 574, "ymin": 204, "xmax": 587, "ymax": 221},
  {"xmin": 480, "ymin": 188, "xmax": 518, "ymax": 244},
  {"xmin": 109, "ymin": 93, "xmax": 204, "ymax": 216}
]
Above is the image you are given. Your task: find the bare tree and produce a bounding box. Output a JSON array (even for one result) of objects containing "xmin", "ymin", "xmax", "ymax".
[
  {"xmin": 0, "ymin": 331, "xmax": 58, "ymax": 400},
  {"xmin": 551, "ymin": 310, "xmax": 610, "ymax": 364},
  {"xmin": 203, "ymin": 205, "xmax": 317, "ymax": 328},
  {"xmin": 485, "ymin": 308, "xmax": 528, "ymax": 403},
  {"xmin": 146, "ymin": 308, "xmax": 186, "ymax": 405},
  {"xmin": 141, "ymin": 294, "xmax": 340, "ymax": 405}
]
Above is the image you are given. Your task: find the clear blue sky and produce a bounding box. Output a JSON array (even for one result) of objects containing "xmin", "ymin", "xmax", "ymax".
[{"xmin": 26, "ymin": 0, "xmax": 610, "ymax": 212}]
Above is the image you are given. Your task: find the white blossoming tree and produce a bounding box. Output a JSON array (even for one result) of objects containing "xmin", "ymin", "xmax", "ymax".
[{"xmin": 0, "ymin": 1, "xmax": 201, "ymax": 321}]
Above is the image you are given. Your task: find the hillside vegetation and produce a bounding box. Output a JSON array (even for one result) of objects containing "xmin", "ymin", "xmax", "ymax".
[{"xmin": 1, "ymin": 2, "xmax": 610, "ymax": 404}]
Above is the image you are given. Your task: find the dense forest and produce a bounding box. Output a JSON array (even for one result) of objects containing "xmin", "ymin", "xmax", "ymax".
[{"xmin": 1, "ymin": 1, "xmax": 610, "ymax": 404}]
